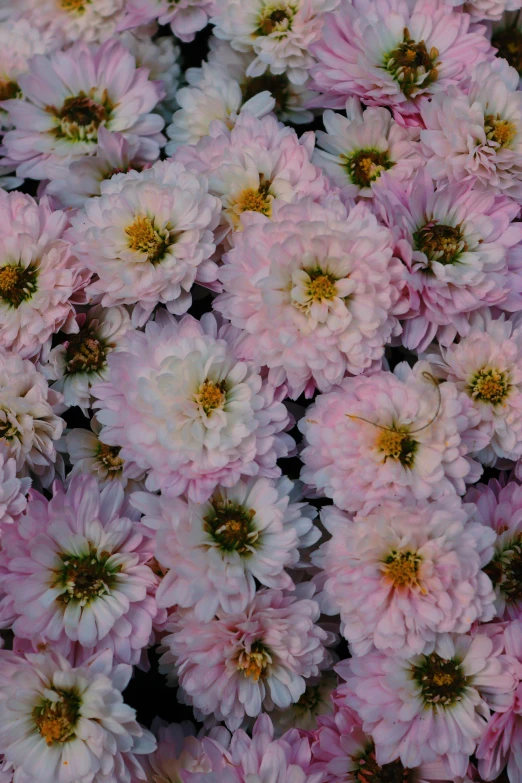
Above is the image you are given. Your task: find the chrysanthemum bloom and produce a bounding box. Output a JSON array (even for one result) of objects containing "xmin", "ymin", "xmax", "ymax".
[
  {"xmin": 69, "ymin": 160, "xmax": 220, "ymax": 327},
  {"xmin": 0, "ymin": 451, "xmax": 30, "ymax": 531},
  {"xmin": 466, "ymin": 478, "xmax": 522, "ymax": 621},
  {"xmin": 314, "ymin": 497, "xmax": 496, "ymax": 658},
  {"xmin": 43, "ymin": 305, "xmax": 132, "ymax": 415},
  {"xmin": 309, "ymin": 0, "xmax": 492, "ymax": 126},
  {"xmin": 165, "ymin": 63, "xmax": 276, "ymax": 152},
  {"xmin": 0, "ymin": 648, "xmax": 155, "ymax": 783},
  {"xmin": 337, "ymin": 632, "xmax": 516, "ymax": 777},
  {"xmin": 309, "ymin": 693, "xmax": 464, "ymax": 783},
  {"xmin": 160, "ymin": 586, "xmax": 333, "ymax": 730},
  {"xmin": 313, "ymin": 97, "xmax": 422, "ymax": 201},
  {"xmin": 0, "ymin": 39, "xmax": 165, "ymax": 181},
  {"xmin": 16, "ymin": 0, "xmax": 126, "ymax": 44},
  {"xmin": 446, "ymin": 0, "xmax": 522, "ymax": 22},
  {"xmin": 141, "ymin": 719, "xmax": 231, "ymax": 782},
  {"xmin": 64, "ymin": 415, "xmax": 146, "ymax": 492},
  {"xmin": 211, "ymin": 0, "xmax": 339, "ymax": 86},
  {"xmin": 214, "ymin": 198, "xmax": 404, "ymax": 399},
  {"xmin": 299, "ymin": 360, "xmax": 484, "ymax": 514},
  {"xmin": 206, "ymin": 38, "xmax": 317, "ymax": 125},
  {"xmin": 0, "ymin": 18, "xmax": 54, "ymax": 130},
  {"xmin": 184, "ymin": 714, "xmax": 324, "ymax": 783},
  {"xmin": 92, "ymin": 311, "xmax": 294, "ymax": 503},
  {"xmin": 375, "ymin": 170, "xmax": 522, "ymax": 352},
  {"xmin": 44, "ymin": 127, "xmax": 151, "ymax": 209},
  {"xmin": 118, "ymin": 0, "xmax": 214, "ymax": 42},
  {"xmin": 174, "ymin": 112, "xmax": 326, "ymax": 237},
  {"xmin": 420, "ymin": 59, "xmax": 522, "ymax": 201},
  {"xmin": 0, "ymin": 475, "xmax": 159, "ymax": 665},
  {"xmin": 0, "ymin": 191, "xmax": 90, "ymax": 360},
  {"xmin": 476, "ymin": 619, "xmax": 522, "ymax": 782},
  {"xmin": 131, "ymin": 476, "xmax": 318, "ymax": 621},
  {"xmin": 0, "ymin": 349, "xmax": 64, "ymax": 487},
  {"xmin": 271, "ymin": 670, "xmax": 337, "ymax": 735},
  {"xmin": 426, "ymin": 313, "xmax": 522, "ymax": 465}
]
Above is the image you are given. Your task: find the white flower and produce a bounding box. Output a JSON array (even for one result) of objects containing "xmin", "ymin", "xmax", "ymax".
[
  {"xmin": 426, "ymin": 312, "xmax": 522, "ymax": 465},
  {"xmin": 19, "ymin": 0, "xmax": 126, "ymax": 44},
  {"xmin": 211, "ymin": 0, "xmax": 340, "ymax": 85},
  {"xmin": 42, "ymin": 305, "xmax": 132, "ymax": 414},
  {"xmin": 313, "ymin": 97, "xmax": 422, "ymax": 200},
  {"xmin": 0, "ymin": 648, "xmax": 155, "ymax": 783},
  {"xmin": 131, "ymin": 476, "xmax": 319, "ymax": 620},
  {"xmin": 0, "ymin": 348, "xmax": 64, "ymax": 488},
  {"xmin": 0, "ymin": 450, "xmax": 30, "ymax": 531},
  {"xmin": 68, "ymin": 160, "xmax": 221, "ymax": 327}
]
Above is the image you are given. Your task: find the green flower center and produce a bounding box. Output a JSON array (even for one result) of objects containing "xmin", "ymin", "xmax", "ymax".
[
  {"xmin": 384, "ymin": 27, "xmax": 439, "ymax": 98},
  {"xmin": 343, "ymin": 149, "xmax": 393, "ymax": 188},
  {"xmin": 492, "ymin": 26, "xmax": 522, "ymax": 75},
  {"xmin": 485, "ymin": 114, "xmax": 517, "ymax": 148},
  {"xmin": 414, "ymin": 223, "xmax": 467, "ymax": 266},
  {"xmin": 353, "ymin": 744, "xmax": 412, "ymax": 783},
  {"xmin": 33, "ymin": 689, "xmax": 81, "ymax": 746},
  {"xmin": 65, "ymin": 328, "xmax": 109, "ymax": 375},
  {"xmin": 413, "ymin": 653, "xmax": 467, "ymax": 709},
  {"xmin": 125, "ymin": 215, "xmax": 172, "ymax": 264},
  {"xmin": 468, "ymin": 368, "xmax": 510, "ymax": 406},
  {"xmin": 236, "ymin": 641, "xmax": 272, "ymax": 681},
  {"xmin": 0, "ymin": 263, "xmax": 38, "ymax": 308},
  {"xmin": 50, "ymin": 90, "xmax": 109, "ymax": 142},
  {"xmin": 204, "ymin": 499, "xmax": 257, "ymax": 553},
  {"xmin": 375, "ymin": 428, "xmax": 417, "ymax": 468},
  {"xmin": 485, "ymin": 536, "xmax": 522, "ymax": 605},
  {"xmin": 54, "ymin": 548, "xmax": 121, "ymax": 606},
  {"xmin": 242, "ymin": 73, "xmax": 291, "ymax": 116}
]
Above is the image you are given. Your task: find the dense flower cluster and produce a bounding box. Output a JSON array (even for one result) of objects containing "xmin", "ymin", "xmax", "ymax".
[{"xmin": 3, "ymin": 1, "xmax": 522, "ymax": 781}]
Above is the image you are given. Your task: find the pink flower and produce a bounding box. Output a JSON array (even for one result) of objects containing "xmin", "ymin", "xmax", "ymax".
[
  {"xmin": 119, "ymin": 0, "xmax": 213, "ymax": 43},
  {"xmin": 92, "ymin": 311, "xmax": 294, "ymax": 503},
  {"xmin": 374, "ymin": 170, "xmax": 522, "ymax": 352},
  {"xmin": 446, "ymin": 0, "xmax": 522, "ymax": 22},
  {"xmin": 420, "ymin": 59, "xmax": 522, "ymax": 201},
  {"xmin": 476, "ymin": 619, "xmax": 522, "ymax": 782},
  {"xmin": 0, "ymin": 190, "xmax": 90, "ymax": 359},
  {"xmin": 0, "ymin": 475, "xmax": 159, "ymax": 665},
  {"xmin": 337, "ymin": 632, "xmax": 517, "ymax": 776},
  {"xmin": 132, "ymin": 476, "xmax": 318, "ymax": 621},
  {"xmin": 299, "ymin": 360, "xmax": 484, "ymax": 515},
  {"xmin": 466, "ymin": 478, "xmax": 522, "ymax": 621},
  {"xmin": 159, "ymin": 585, "xmax": 334, "ymax": 730},
  {"xmin": 173, "ymin": 111, "xmax": 326, "ymax": 239},
  {"xmin": 314, "ymin": 496, "xmax": 496, "ymax": 657},
  {"xmin": 0, "ymin": 39, "xmax": 165, "ymax": 181},
  {"xmin": 309, "ymin": 0, "xmax": 493, "ymax": 125},
  {"xmin": 0, "ymin": 450, "xmax": 29, "ymax": 533},
  {"xmin": 214, "ymin": 198, "xmax": 404, "ymax": 399}
]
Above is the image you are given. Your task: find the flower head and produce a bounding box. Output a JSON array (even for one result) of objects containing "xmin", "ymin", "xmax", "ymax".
[
  {"xmin": 376, "ymin": 170, "xmax": 522, "ymax": 351},
  {"xmin": 16, "ymin": 0, "xmax": 126, "ymax": 44},
  {"xmin": 211, "ymin": 0, "xmax": 339, "ymax": 86},
  {"xmin": 0, "ymin": 475, "xmax": 159, "ymax": 665},
  {"xmin": 314, "ymin": 497, "xmax": 496, "ymax": 658},
  {"xmin": 299, "ymin": 360, "xmax": 484, "ymax": 514},
  {"xmin": 0, "ymin": 648, "xmax": 155, "ymax": 783},
  {"xmin": 310, "ymin": 0, "xmax": 492, "ymax": 125},
  {"xmin": 0, "ymin": 450, "xmax": 30, "ymax": 532},
  {"xmin": 160, "ymin": 586, "xmax": 333, "ymax": 730},
  {"xmin": 446, "ymin": 0, "xmax": 522, "ymax": 22},
  {"xmin": 119, "ymin": 0, "xmax": 214, "ymax": 43},
  {"xmin": 214, "ymin": 198, "xmax": 404, "ymax": 398},
  {"xmin": 69, "ymin": 160, "xmax": 221, "ymax": 326},
  {"xmin": 92, "ymin": 311, "xmax": 294, "ymax": 503},
  {"xmin": 132, "ymin": 476, "xmax": 318, "ymax": 620},
  {"xmin": 1, "ymin": 39, "xmax": 164, "ymax": 181}
]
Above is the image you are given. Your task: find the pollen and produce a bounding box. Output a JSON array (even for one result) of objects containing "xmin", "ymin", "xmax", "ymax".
[
  {"xmin": 485, "ymin": 115, "xmax": 517, "ymax": 148},
  {"xmin": 383, "ymin": 550, "xmax": 425, "ymax": 592},
  {"xmin": 308, "ymin": 274, "xmax": 337, "ymax": 302},
  {"xmin": 125, "ymin": 215, "xmax": 168, "ymax": 264},
  {"xmin": 469, "ymin": 368, "xmax": 510, "ymax": 406},
  {"xmin": 195, "ymin": 380, "xmax": 226, "ymax": 415},
  {"xmin": 236, "ymin": 187, "xmax": 272, "ymax": 217},
  {"xmin": 236, "ymin": 644, "xmax": 272, "ymax": 682}
]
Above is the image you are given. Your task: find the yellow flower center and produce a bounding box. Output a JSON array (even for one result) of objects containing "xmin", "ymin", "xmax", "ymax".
[
  {"xmin": 97, "ymin": 442, "xmax": 124, "ymax": 472},
  {"xmin": 256, "ymin": 4, "xmax": 295, "ymax": 36},
  {"xmin": 125, "ymin": 216, "xmax": 168, "ymax": 264},
  {"xmin": 60, "ymin": 0, "xmax": 91, "ymax": 11},
  {"xmin": 469, "ymin": 368, "xmax": 510, "ymax": 406},
  {"xmin": 383, "ymin": 551, "xmax": 425, "ymax": 592},
  {"xmin": 308, "ymin": 274, "xmax": 337, "ymax": 302},
  {"xmin": 195, "ymin": 380, "xmax": 226, "ymax": 415},
  {"xmin": 485, "ymin": 114, "xmax": 517, "ymax": 148},
  {"xmin": 376, "ymin": 429, "xmax": 417, "ymax": 467},
  {"xmin": 236, "ymin": 644, "xmax": 272, "ymax": 682},
  {"xmin": 385, "ymin": 27, "xmax": 439, "ymax": 98},
  {"xmin": 235, "ymin": 186, "xmax": 273, "ymax": 219},
  {"xmin": 33, "ymin": 692, "xmax": 81, "ymax": 746},
  {"xmin": 0, "ymin": 263, "xmax": 38, "ymax": 308}
]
